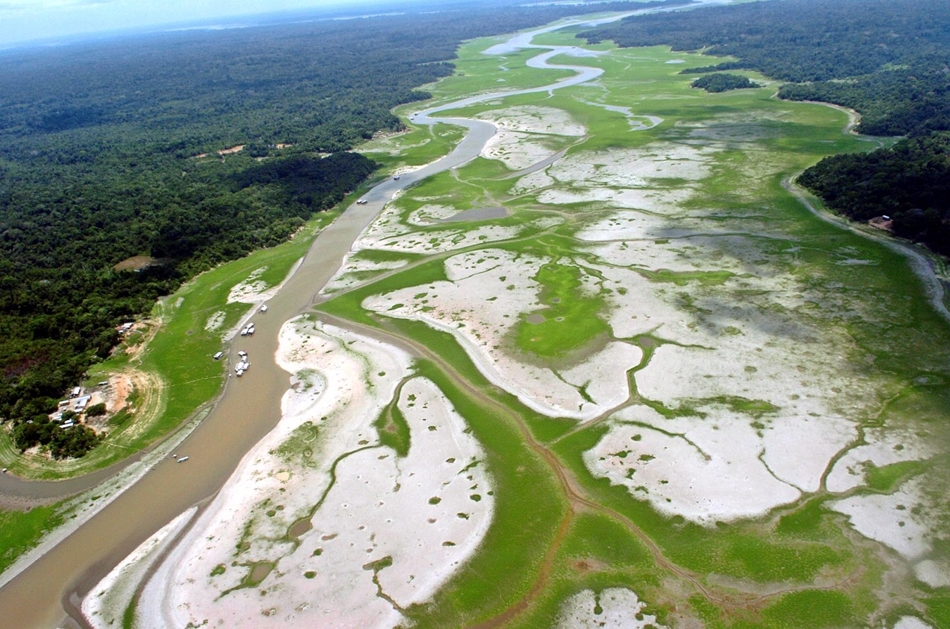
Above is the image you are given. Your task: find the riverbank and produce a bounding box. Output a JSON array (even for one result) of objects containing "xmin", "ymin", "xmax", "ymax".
[{"xmin": 4, "ymin": 4, "xmax": 949, "ymax": 628}]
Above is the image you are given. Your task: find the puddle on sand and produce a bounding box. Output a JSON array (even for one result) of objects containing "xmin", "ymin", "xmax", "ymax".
[{"xmin": 288, "ymin": 517, "xmax": 312, "ymax": 540}]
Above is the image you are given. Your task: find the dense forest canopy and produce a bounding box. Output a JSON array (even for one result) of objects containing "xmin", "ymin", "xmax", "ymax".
[
  {"xmin": 583, "ymin": 0, "xmax": 950, "ymax": 258},
  {"xmin": 799, "ymin": 132, "xmax": 950, "ymax": 256},
  {"xmin": 0, "ymin": 0, "xmax": 667, "ymax": 456},
  {"xmin": 690, "ymin": 73, "xmax": 760, "ymax": 93},
  {"xmin": 584, "ymin": 0, "xmax": 950, "ymax": 136}
]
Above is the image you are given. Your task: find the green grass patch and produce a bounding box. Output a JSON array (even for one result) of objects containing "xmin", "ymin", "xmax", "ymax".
[
  {"xmin": 559, "ymin": 510, "xmax": 651, "ymax": 568},
  {"xmin": 402, "ymin": 360, "xmax": 567, "ymax": 626},
  {"xmin": 375, "ymin": 394, "xmax": 411, "ymax": 458},
  {"xmin": 865, "ymin": 460, "xmax": 928, "ymax": 493},
  {"xmin": 360, "ymin": 122, "xmax": 466, "ymax": 170},
  {"xmin": 0, "ymin": 504, "xmax": 65, "ymax": 575},
  {"xmin": 515, "ymin": 261, "xmax": 610, "ymax": 358},
  {"xmin": 272, "ymin": 421, "xmax": 320, "ymax": 468},
  {"xmin": 776, "ymin": 499, "xmax": 828, "ymax": 539},
  {"xmin": 926, "ymin": 592, "xmax": 950, "ymax": 628},
  {"xmin": 639, "ymin": 268, "xmax": 737, "ymax": 286},
  {"xmin": 761, "ymin": 590, "xmax": 854, "ymax": 628}
]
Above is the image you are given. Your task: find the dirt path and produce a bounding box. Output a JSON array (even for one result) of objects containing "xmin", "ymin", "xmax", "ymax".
[{"xmin": 315, "ymin": 311, "xmax": 857, "ymax": 626}]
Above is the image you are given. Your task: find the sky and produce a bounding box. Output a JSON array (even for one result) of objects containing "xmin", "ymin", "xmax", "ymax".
[{"xmin": 0, "ymin": 0, "xmax": 402, "ymax": 47}]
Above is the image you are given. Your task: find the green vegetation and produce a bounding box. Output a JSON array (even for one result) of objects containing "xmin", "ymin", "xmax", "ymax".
[
  {"xmin": 776, "ymin": 500, "xmax": 831, "ymax": 539},
  {"xmin": 375, "ymin": 396, "xmax": 411, "ymax": 458},
  {"xmin": 926, "ymin": 592, "xmax": 950, "ymax": 628},
  {"xmin": 0, "ymin": 504, "xmax": 64, "ymax": 574},
  {"xmin": 5, "ymin": 1, "xmax": 945, "ymax": 623},
  {"xmin": 761, "ymin": 590, "xmax": 855, "ymax": 628},
  {"xmin": 84, "ymin": 403, "xmax": 107, "ymax": 418},
  {"xmin": 864, "ymin": 460, "xmax": 928, "ymax": 493},
  {"xmin": 402, "ymin": 360, "xmax": 567, "ymax": 626},
  {"xmin": 691, "ymin": 73, "xmax": 760, "ymax": 93},
  {"xmin": 516, "ymin": 262, "xmax": 610, "ymax": 358},
  {"xmin": 639, "ymin": 268, "xmax": 736, "ymax": 287},
  {"xmin": 0, "ymin": 0, "xmax": 648, "ymax": 460},
  {"xmin": 273, "ymin": 421, "xmax": 320, "ymax": 468},
  {"xmin": 583, "ymin": 0, "xmax": 950, "ymax": 254},
  {"xmin": 799, "ymin": 132, "xmax": 950, "ymax": 255},
  {"xmin": 303, "ymin": 8, "xmax": 949, "ymax": 626},
  {"xmin": 584, "ymin": 0, "xmax": 950, "ymax": 135}
]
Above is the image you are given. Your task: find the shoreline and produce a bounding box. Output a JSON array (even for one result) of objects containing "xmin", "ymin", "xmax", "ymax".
[
  {"xmin": 1, "ymin": 4, "xmax": 945, "ymax": 627},
  {"xmin": 0, "ymin": 11, "xmax": 643, "ymax": 628},
  {"xmin": 783, "ymin": 176, "xmax": 950, "ymax": 326}
]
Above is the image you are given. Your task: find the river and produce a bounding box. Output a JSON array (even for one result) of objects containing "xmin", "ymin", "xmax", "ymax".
[{"xmin": 0, "ymin": 11, "xmax": 638, "ymax": 628}]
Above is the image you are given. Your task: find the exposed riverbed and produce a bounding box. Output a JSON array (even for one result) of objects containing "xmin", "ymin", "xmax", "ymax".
[
  {"xmin": 0, "ymin": 10, "xmax": 650, "ymax": 629},
  {"xmin": 2, "ymin": 3, "xmax": 948, "ymax": 627}
]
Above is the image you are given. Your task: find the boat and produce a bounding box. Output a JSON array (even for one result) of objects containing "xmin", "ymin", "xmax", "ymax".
[
  {"xmin": 260, "ymin": 304, "xmax": 268, "ymax": 313},
  {"xmin": 177, "ymin": 456, "xmax": 189, "ymax": 463}
]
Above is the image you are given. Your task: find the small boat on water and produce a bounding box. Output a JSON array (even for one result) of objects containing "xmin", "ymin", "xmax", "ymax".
[
  {"xmin": 177, "ymin": 456, "xmax": 189, "ymax": 463},
  {"xmin": 260, "ymin": 304, "xmax": 268, "ymax": 313}
]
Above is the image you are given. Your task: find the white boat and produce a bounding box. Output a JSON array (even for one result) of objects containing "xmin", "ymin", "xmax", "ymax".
[
  {"xmin": 260, "ymin": 304, "xmax": 268, "ymax": 313},
  {"xmin": 177, "ymin": 456, "xmax": 189, "ymax": 463}
]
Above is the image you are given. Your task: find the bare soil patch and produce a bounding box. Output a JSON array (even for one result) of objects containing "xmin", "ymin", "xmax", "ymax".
[{"xmin": 112, "ymin": 256, "xmax": 156, "ymax": 272}]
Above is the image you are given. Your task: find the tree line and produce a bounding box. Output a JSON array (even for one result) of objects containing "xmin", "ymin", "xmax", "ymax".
[
  {"xmin": 0, "ymin": 0, "xmax": 672, "ymax": 458},
  {"xmin": 583, "ymin": 0, "xmax": 950, "ymax": 255},
  {"xmin": 690, "ymin": 73, "xmax": 760, "ymax": 93}
]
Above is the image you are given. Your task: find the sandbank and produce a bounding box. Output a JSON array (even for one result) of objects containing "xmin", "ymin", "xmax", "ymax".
[
  {"xmin": 130, "ymin": 318, "xmax": 493, "ymax": 628},
  {"xmin": 556, "ymin": 588, "xmax": 667, "ymax": 628},
  {"xmin": 364, "ymin": 248, "xmax": 643, "ymax": 421}
]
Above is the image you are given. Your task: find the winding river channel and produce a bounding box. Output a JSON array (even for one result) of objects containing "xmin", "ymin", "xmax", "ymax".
[{"xmin": 0, "ymin": 11, "xmax": 648, "ymax": 629}]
